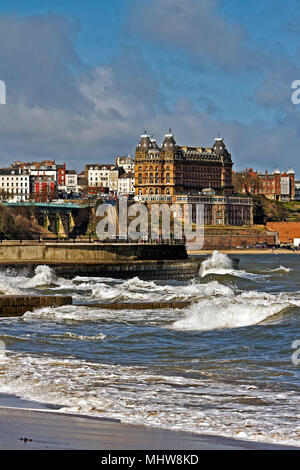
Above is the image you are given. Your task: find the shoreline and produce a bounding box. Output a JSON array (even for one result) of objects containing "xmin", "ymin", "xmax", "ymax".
[{"xmin": 0, "ymin": 394, "xmax": 298, "ymax": 450}]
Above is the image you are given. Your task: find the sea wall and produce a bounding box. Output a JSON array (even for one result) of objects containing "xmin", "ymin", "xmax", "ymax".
[
  {"xmin": 201, "ymin": 228, "xmax": 278, "ymax": 249},
  {"xmin": 0, "ymin": 242, "xmax": 187, "ymax": 262},
  {"xmin": 0, "ymin": 258, "xmax": 202, "ymax": 280},
  {"xmin": 0, "ymin": 295, "xmax": 72, "ymax": 317}
]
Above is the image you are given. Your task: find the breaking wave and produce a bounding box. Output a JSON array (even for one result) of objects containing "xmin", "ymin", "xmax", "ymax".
[
  {"xmin": 23, "ymin": 265, "xmax": 57, "ymax": 288},
  {"xmin": 261, "ymin": 266, "xmax": 292, "ymax": 274},
  {"xmin": 172, "ymin": 290, "xmax": 297, "ymax": 331},
  {"xmin": 90, "ymin": 277, "xmax": 235, "ymax": 303},
  {"xmin": 199, "ymin": 250, "xmax": 263, "ymax": 280}
]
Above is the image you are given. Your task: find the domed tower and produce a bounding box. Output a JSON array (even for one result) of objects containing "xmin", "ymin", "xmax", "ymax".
[
  {"xmin": 160, "ymin": 130, "xmax": 177, "ymax": 197},
  {"xmin": 162, "ymin": 130, "xmax": 177, "ymax": 152},
  {"xmin": 213, "ymin": 137, "xmax": 233, "ymax": 194},
  {"xmin": 136, "ymin": 132, "xmax": 152, "ymax": 151},
  {"xmin": 212, "ymin": 137, "xmax": 231, "ymax": 161}
]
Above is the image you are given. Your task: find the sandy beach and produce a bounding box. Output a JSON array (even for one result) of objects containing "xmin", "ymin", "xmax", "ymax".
[
  {"xmin": 0, "ymin": 395, "xmax": 298, "ymax": 450},
  {"xmin": 188, "ymin": 249, "xmax": 299, "ymax": 255}
]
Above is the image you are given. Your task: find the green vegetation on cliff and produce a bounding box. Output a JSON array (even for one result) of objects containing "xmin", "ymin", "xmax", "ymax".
[{"xmin": 252, "ymin": 195, "xmax": 300, "ymax": 223}]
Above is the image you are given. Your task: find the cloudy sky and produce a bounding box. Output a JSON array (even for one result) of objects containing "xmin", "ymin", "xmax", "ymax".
[{"xmin": 0, "ymin": 0, "xmax": 300, "ymax": 174}]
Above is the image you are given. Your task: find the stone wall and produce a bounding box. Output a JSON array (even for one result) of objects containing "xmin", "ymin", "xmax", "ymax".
[
  {"xmin": 0, "ymin": 242, "xmax": 187, "ymax": 262},
  {"xmin": 0, "ymin": 295, "xmax": 72, "ymax": 317},
  {"xmin": 266, "ymin": 222, "xmax": 300, "ymax": 244},
  {"xmin": 202, "ymin": 228, "xmax": 278, "ymax": 249},
  {"xmin": 0, "ymin": 258, "xmax": 202, "ymax": 280}
]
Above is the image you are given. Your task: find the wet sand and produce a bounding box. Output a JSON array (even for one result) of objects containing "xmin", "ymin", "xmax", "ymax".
[
  {"xmin": 188, "ymin": 249, "xmax": 298, "ymax": 255},
  {"xmin": 0, "ymin": 397, "xmax": 298, "ymax": 450}
]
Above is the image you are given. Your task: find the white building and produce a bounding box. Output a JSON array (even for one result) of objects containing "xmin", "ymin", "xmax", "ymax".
[
  {"xmin": 118, "ymin": 172, "xmax": 135, "ymax": 195},
  {"xmin": 116, "ymin": 155, "xmax": 134, "ymax": 174},
  {"xmin": 64, "ymin": 170, "xmax": 78, "ymax": 192},
  {"xmin": 0, "ymin": 169, "xmax": 31, "ymax": 201},
  {"xmin": 87, "ymin": 164, "xmax": 115, "ymax": 190},
  {"xmin": 86, "ymin": 164, "xmax": 128, "ymax": 194}
]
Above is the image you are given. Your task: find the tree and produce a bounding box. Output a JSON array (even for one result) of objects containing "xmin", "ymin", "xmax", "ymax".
[{"xmin": 233, "ymin": 171, "xmax": 259, "ymax": 195}]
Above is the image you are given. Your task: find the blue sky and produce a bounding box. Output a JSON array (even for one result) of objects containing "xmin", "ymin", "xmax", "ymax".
[{"xmin": 0, "ymin": 0, "xmax": 299, "ymax": 174}]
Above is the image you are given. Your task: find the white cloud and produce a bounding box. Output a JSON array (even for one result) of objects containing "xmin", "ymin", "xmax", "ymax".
[{"xmin": 0, "ymin": 10, "xmax": 299, "ymax": 175}]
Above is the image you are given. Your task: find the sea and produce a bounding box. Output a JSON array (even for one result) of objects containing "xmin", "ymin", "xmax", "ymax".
[{"xmin": 0, "ymin": 251, "xmax": 299, "ymax": 447}]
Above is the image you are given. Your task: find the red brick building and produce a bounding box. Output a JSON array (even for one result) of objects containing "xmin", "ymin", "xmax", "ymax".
[
  {"xmin": 33, "ymin": 176, "xmax": 57, "ymax": 202},
  {"xmin": 233, "ymin": 168, "xmax": 295, "ymax": 201}
]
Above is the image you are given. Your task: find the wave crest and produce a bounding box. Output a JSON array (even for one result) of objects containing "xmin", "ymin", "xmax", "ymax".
[{"xmin": 172, "ymin": 291, "xmax": 293, "ymax": 331}]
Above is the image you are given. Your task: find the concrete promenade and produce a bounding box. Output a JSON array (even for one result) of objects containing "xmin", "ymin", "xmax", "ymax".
[
  {"xmin": 0, "ymin": 241, "xmax": 188, "ymax": 262},
  {"xmin": 0, "ymin": 241, "xmax": 202, "ymax": 280}
]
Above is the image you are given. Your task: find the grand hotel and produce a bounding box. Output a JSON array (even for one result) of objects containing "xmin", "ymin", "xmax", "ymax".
[{"xmin": 134, "ymin": 131, "xmax": 253, "ymax": 226}]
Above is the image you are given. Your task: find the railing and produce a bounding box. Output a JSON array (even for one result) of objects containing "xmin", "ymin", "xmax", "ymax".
[{"xmin": 0, "ymin": 234, "xmax": 187, "ymax": 245}]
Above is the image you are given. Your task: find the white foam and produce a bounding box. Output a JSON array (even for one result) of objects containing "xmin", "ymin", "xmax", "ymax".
[
  {"xmin": 87, "ymin": 276, "xmax": 235, "ymax": 303},
  {"xmin": 262, "ymin": 265, "xmax": 292, "ymax": 273},
  {"xmin": 199, "ymin": 250, "xmax": 265, "ymax": 280},
  {"xmin": 59, "ymin": 332, "xmax": 107, "ymax": 341},
  {"xmin": 0, "ymin": 352, "xmax": 299, "ymax": 447},
  {"xmin": 200, "ymin": 250, "xmax": 233, "ymax": 276},
  {"xmin": 172, "ymin": 291, "xmax": 293, "ymax": 331},
  {"xmin": 23, "ymin": 265, "xmax": 56, "ymax": 288}
]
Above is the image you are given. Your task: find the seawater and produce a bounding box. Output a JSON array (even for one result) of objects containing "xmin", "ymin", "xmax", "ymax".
[{"xmin": 0, "ymin": 251, "xmax": 299, "ymax": 446}]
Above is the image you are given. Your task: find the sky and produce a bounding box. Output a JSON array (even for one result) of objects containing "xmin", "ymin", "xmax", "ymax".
[{"xmin": 0, "ymin": 0, "xmax": 300, "ymax": 174}]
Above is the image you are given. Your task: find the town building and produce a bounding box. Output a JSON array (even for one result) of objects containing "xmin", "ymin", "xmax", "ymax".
[
  {"xmin": 85, "ymin": 164, "xmax": 125, "ymax": 194},
  {"xmin": 294, "ymin": 181, "xmax": 300, "ymax": 201},
  {"xmin": 118, "ymin": 172, "xmax": 135, "ymax": 196},
  {"xmin": 134, "ymin": 131, "xmax": 233, "ymax": 199},
  {"xmin": 109, "ymin": 167, "xmax": 126, "ymax": 194},
  {"xmin": 32, "ymin": 175, "xmax": 57, "ymax": 202},
  {"xmin": 10, "ymin": 161, "xmax": 67, "ymax": 189},
  {"xmin": 64, "ymin": 170, "xmax": 78, "ymax": 193},
  {"xmin": 116, "ymin": 155, "xmax": 134, "ymax": 174},
  {"xmin": 85, "ymin": 164, "xmax": 114, "ymax": 192},
  {"xmin": 134, "ymin": 131, "xmax": 253, "ymax": 226},
  {"xmin": 175, "ymin": 191, "xmax": 253, "ymax": 226},
  {"xmin": 233, "ymin": 168, "xmax": 295, "ymax": 201},
  {"xmin": 77, "ymin": 173, "xmax": 88, "ymax": 194},
  {"xmin": 0, "ymin": 168, "xmax": 31, "ymax": 201}
]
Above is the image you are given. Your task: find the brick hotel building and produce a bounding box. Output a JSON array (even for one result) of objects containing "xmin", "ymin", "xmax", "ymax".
[
  {"xmin": 134, "ymin": 131, "xmax": 233, "ymax": 198},
  {"xmin": 134, "ymin": 131, "xmax": 253, "ymax": 226}
]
